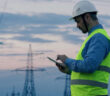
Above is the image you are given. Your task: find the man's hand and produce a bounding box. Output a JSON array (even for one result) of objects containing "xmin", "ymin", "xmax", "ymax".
[
  {"xmin": 56, "ymin": 55, "xmax": 68, "ymax": 63},
  {"xmin": 56, "ymin": 54, "xmax": 71, "ymax": 74},
  {"xmin": 56, "ymin": 62, "xmax": 70, "ymax": 74}
]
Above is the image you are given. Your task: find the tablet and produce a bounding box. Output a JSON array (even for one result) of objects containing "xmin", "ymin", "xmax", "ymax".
[
  {"xmin": 47, "ymin": 57, "xmax": 65, "ymax": 69},
  {"xmin": 47, "ymin": 57, "xmax": 59, "ymax": 64}
]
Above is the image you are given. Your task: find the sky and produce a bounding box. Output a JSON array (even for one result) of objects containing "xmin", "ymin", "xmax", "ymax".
[{"xmin": 0, "ymin": 0, "xmax": 110, "ymax": 70}]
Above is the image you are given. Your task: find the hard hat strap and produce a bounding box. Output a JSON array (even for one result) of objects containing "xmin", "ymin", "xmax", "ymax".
[{"xmin": 81, "ymin": 14, "xmax": 88, "ymax": 32}]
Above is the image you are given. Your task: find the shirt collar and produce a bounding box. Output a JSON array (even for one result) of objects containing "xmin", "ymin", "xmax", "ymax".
[{"xmin": 88, "ymin": 24, "xmax": 103, "ymax": 35}]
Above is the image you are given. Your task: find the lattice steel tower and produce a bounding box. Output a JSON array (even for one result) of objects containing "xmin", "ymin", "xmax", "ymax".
[
  {"xmin": 64, "ymin": 75, "xmax": 71, "ymax": 96},
  {"xmin": 22, "ymin": 44, "xmax": 36, "ymax": 96}
]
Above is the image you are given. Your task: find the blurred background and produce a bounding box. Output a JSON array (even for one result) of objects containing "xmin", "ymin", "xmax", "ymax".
[{"xmin": 0, "ymin": 0, "xmax": 110, "ymax": 96}]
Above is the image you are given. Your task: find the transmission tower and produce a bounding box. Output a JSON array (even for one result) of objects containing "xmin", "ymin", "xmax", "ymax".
[
  {"xmin": 64, "ymin": 75, "xmax": 71, "ymax": 96},
  {"xmin": 22, "ymin": 44, "xmax": 36, "ymax": 96}
]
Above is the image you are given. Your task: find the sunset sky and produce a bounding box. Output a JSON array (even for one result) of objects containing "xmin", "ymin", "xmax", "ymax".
[
  {"xmin": 0, "ymin": 0, "xmax": 110, "ymax": 69},
  {"xmin": 0, "ymin": 0, "xmax": 110, "ymax": 96}
]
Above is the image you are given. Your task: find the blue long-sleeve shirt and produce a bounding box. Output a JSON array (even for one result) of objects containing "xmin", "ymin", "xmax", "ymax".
[{"xmin": 65, "ymin": 24, "xmax": 110, "ymax": 73}]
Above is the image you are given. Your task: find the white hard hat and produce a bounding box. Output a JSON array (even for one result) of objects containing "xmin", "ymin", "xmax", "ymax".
[{"xmin": 71, "ymin": 0, "xmax": 97, "ymax": 19}]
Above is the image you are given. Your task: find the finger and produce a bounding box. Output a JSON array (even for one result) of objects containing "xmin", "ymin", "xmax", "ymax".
[
  {"xmin": 56, "ymin": 64, "xmax": 61, "ymax": 70},
  {"xmin": 58, "ymin": 64, "xmax": 65, "ymax": 70},
  {"xmin": 56, "ymin": 63, "xmax": 58, "ymax": 67},
  {"xmin": 56, "ymin": 55, "xmax": 60, "ymax": 60},
  {"xmin": 58, "ymin": 66, "xmax": 63, "ymax": 71},
  {"xmin": 57, "ymin": 55, "xmax": 63, "ymax": 60},
  {"xmin": 56, "ymin": 63, "xmax": 62, "ymax": 69},
  {"xmin": 56, "ymin": 63, "xmax": 61, "ymax": 68}
]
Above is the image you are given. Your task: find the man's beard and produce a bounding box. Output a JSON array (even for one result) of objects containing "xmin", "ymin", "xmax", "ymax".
[{"xmin": 79, "ymin": 27, "xmax": 88, "ymax": 34}]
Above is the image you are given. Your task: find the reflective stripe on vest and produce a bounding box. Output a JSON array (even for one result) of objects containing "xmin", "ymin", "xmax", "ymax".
[
  {"xmin": 71, "ymin": 79, "xmax": 108, "ymax": 89},
  {"xmin": 98, "ymin": 66, "xmax": 110, "ymax": 73}
]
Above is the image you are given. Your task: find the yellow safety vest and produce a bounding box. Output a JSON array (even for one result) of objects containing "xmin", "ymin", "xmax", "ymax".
[{"xmin": 71, "ymin": 29, "xmax": 110, "ymax": 96}]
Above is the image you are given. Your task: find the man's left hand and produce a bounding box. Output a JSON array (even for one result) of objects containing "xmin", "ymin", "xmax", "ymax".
[{"xmin": 56, "ymin": 55, "xmax": 68, "ymax": 63}]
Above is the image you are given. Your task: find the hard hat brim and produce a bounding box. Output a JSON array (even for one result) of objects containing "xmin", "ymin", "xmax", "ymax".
[{"xmin": 69, "ymin": 17, "xmax": 74, "ymax": 21}]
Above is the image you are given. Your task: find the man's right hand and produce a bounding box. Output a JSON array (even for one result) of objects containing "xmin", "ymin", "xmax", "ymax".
[{"xmin": 56, "ymin": 63, "xmax": 71, "ymax": 74}]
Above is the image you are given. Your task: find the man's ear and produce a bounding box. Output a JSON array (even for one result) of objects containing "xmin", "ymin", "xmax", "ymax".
[{"xmin": 85, "ymin": 13, "xmax": 91, "ymax": 22}]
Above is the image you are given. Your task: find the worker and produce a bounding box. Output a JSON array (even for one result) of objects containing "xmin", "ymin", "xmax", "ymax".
[{"xmin": 56, "ymin": 0, "xmax": 110, "ymax": 96}]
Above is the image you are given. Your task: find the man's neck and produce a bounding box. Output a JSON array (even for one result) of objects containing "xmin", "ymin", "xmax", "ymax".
[{"xmin": 88, "ymin": 20, "xmax": 99, "ymax": 32}]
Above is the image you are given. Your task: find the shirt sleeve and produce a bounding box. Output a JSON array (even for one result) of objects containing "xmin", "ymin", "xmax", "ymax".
[{"xmin": 65, "ymin": 33, "xmax": 109, "ymax": 73}]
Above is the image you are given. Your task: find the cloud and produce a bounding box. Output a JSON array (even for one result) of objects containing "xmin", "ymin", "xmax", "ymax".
[
  {"xmin": 12, "ymin": 35, "xmax": 55, "ymax": 43},
  {"xmin": 0, "ymin": 12, "xmax": 91, "ymax": 44},
  {"xmin": 2, "ymin": 12, "xmax": 110, "ymax": 45},
  {"xmin": 98, "ymin": 15, "xmax": 110, "ymax": 28},
  {"xmin": 0, "ymin": 53, "xmax": 26, "ymax": 56},
  {"xmin": 0, "ymin": 42, "xmax": 4, "ymax": 45}
]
